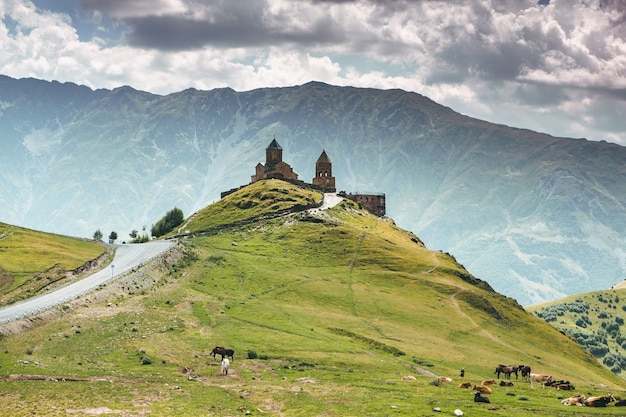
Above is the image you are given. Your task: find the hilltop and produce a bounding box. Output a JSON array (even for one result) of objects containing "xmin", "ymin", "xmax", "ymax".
[
  {"xmin": 3, "ymin": 75, "xmax": 626, "ymax": 304},
  {"xmin": 1, "ymin": 180, "xmax": 624, "ymax": 416}
]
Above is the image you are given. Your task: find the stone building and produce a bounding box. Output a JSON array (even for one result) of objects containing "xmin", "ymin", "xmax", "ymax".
[
  {"xmin": 251, "ymin": 138, "xmax": 299, "ymax": 183},
  {"xmin": 343, "ymin": 193, "xmax": 386, "ymax": 217},
  {"xmin": 223, "ymin": 137, "xmax": 385, "ymax": 217},
  {"xmin": 311, "ymin": 150, "xmax": 336, "ymax": 192}
]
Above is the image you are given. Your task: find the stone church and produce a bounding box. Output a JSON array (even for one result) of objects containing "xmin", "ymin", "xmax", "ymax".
[
  {"xmin": 251, "ymin": 138, "xmax": 336, "ymax": 193},
  {"xmin": 251, "ymin": 138, "xmax": 301, "ymax": 183},
  {"xmin": 223, "ymin": 137, "xmax": 385, "ymax": 217}
]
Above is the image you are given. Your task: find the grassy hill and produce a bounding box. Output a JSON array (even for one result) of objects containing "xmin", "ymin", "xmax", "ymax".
[
  {"xmin": 0, "ymin": 180, "xmax": 625, "ymax": 416},
  {"xmin": 529, "ymin": 287, "xmax": 626, "ymax": 380},
  {"xmin": 0, "ymin": 222, "xmax": 107, "ymax": 304}
]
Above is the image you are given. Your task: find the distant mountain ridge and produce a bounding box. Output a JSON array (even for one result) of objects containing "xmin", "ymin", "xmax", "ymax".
[{"xmin": 1, "ymin": 74, "xmax": 625, "ymax": 305}]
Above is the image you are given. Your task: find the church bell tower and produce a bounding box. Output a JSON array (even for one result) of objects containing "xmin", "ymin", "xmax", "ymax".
[{"xmin": 312, "ymin": 150, "xmax": 336, "ymax": 191}]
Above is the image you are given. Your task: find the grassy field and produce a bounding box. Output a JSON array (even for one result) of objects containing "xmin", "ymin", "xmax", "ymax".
[
  {"xmin": 0, "ymin": 222, "xmax": 107, "ymax": 303},
  {"xmin": 1, "ymin": 180, "xmax": 625, "ymax": 416},
  {"xmin": 529, "ymin": 288, "xmax": 626, "ymax": 381}
]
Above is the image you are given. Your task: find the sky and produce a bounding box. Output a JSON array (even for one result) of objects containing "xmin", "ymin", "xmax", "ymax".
[{"xmin": 0, "ymin": 0, "xmax": 624, "ymax": 144}]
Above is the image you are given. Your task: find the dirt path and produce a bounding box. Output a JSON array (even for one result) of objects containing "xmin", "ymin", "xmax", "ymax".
[{"xmin": 425, "ymin": 251, "xmax": 440, "ymax": 273}]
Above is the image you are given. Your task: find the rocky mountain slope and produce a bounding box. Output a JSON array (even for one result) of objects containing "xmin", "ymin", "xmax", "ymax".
[{"xmin": 1, "ymin": 74, "xmax": 625, "ymax": 305}]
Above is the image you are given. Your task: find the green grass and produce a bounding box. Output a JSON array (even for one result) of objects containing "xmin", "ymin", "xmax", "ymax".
[
  {"xmin": 176, "ymin": 179, "xmax": 323, "ymax": 234},
  {"xmin": 0, "ymin": 222, "xmax": 106, "ymax": 300},
  {"xmin": 529, "ymin": 289, "xmax": 626, "ymax": 379},
  {"xmin": 0, "ymin": 180, "xmax": 625, "ymax": 415}
]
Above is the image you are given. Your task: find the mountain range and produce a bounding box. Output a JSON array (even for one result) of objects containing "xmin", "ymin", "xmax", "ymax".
[{"xmin": 1, "ymin": 74, "xmax": 625, "ymax": 306}]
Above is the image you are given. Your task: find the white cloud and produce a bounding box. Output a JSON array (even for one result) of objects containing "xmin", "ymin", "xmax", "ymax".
[{"xmin": 0, "ymin": 0, "xmax": 624, "ymax": 144}]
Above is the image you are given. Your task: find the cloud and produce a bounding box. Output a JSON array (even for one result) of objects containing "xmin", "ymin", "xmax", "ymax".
[{"xmin": 0, "ymin": 0, "xmax": 624, "ymax": 144}]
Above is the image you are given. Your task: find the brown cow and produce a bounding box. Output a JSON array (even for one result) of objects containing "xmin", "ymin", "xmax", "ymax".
[
  {"xmin": 482, "ymin": 379, "xmax": 497, "ymax": 386},
  {"xmin": 458, "ymin": 381, "xmax": 472, "ymax": 389},
  {"xmin": 561, "ymin": 395, "xmax": 586, "ymax": 406},
  {"xmin": 473, "ymin": 385, "xmax": 492, "ymax": 394},
  {"xmin": 530, "ymin": 373, "xmax": 552, "ymax": 389}
]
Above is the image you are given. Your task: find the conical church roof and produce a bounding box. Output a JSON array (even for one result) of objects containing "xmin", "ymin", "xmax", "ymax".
[
  {"xmin": 267, "ymin": 138, "xmax": 282, "ymax": 150},
  {"xmin": 316, "ymin": 150, "xmax": 331, "ymax": 163}
]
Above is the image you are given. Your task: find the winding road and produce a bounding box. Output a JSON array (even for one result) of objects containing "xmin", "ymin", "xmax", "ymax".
[
  {"xmin": 0, "ymin": 194, "xmax": 341, "ymax": 324},
  {"xmin": 0, "ymin": 240, "xmax": 176, "ymax": 323}
]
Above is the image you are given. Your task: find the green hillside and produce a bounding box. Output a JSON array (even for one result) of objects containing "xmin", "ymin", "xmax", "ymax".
[
  {"xmin": 0, "ymin": 180, "xmax": 625, "ymax": 416},
  {"xmin": 529, "ymin": 288, "xmax": 626, "ymax": 379},
  {"xmin": 177, "ymin": 179, "xmax": 324, "ymax": 234},
  {"xmin": 0, "ymin": 222, "xmax": 107, "ymax": 304}
]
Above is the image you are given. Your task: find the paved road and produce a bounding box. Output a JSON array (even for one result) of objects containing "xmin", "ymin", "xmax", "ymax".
[{"xmin": 0, "ymin": 240, "xmax": 176, "ymax": 323}]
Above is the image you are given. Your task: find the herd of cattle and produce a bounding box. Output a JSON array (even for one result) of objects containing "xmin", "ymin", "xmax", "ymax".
[{"xmin": 445, "ymin": 364, "xmax": 626, "ymax": 407}]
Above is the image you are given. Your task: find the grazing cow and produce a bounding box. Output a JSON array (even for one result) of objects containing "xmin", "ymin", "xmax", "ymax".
[
  {"xmin": 561, "ymin": 395, "xmax": 586, "ymax": 406},
  {"xmin": 585, "ymin": 394, "xmax": 616, "ymax": 407},
  {"xmin": 495, "ymin": 364, "xmax": 518, "ymax": 379},
  {"xmin": 211, "ymin": 346, "xmax": 235, "ymax": 361},
  {"xmin": 221, "ymin": 358, "xmax": 230, "ymax": 375},
  {"xmin": 482, "ymin": 379, "xmax": 497, "ymax": 386},
  {"xmin": 474, "ymin": 392, "xmax": 490, "ymax": 403},
  {"xmin": 518, "ymin": 365, "xmax": 531, "ymax": 381},
  {"xmin": 458, "ymin": 381, "xmax": 472, "ymax": 389},
  {"xmin": 499, "ymin": 380, "xmax": 514, "ymax": 387},
  {"xmin": 473, "ymin": 385, "xmax": 492, "ymax": 394},
  {"xmin": 530, "ymin": 373, "xmax": 552, "ymax": 389}
]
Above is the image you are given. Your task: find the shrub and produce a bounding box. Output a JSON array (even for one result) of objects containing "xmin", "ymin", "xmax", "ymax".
[
  {"xmin": 151, "ymin": 207, "xmax": 184, "ymax": 237},
  {"xmin": 247, "ymin": 350, "xmax": 258, "ymax": 359},
  {"xmin": 588, "ymin": 344, "xmax": 609, "ymax": 357},
  {"xmin": 606, "ymin": 322, "xmax": 620, "ymax": 333},
  {"xmin": 141, "ymin": 356, "xmax": 153, "ymax": 365}
]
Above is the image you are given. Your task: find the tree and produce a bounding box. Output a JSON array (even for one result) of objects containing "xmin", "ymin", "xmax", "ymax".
[
  {"xmin": 129, "ymin": 230, "xmax": 138, "ymax": 239},
  {"xmin": 151, "ymin": 207, "xmax": 184, "ymax": 237},
  {"xmin": 109, "ymin": 231, "xmax": 118, "ymax": 243},
  {"xmin": 93, "ymin": 229, "xmax": 103, "ymax": 241}
]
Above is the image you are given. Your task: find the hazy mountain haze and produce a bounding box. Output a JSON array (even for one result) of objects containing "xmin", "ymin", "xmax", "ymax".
[{"xmin": 1, "ymin": 75, "xmax": 625, "ymax": 306}]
